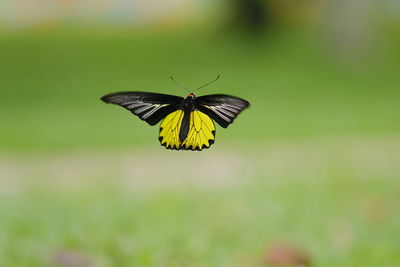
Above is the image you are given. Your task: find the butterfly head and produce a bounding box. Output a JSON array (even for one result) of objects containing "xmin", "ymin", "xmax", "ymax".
[{"xmin": 187, "ymin": 93, "xmax": 196, "ymax": 98}]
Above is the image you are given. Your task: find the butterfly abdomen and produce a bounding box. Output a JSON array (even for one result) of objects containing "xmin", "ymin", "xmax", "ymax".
[{"xmin": 179, "ymin": 111, "xmax": 190, "ymax": 142}]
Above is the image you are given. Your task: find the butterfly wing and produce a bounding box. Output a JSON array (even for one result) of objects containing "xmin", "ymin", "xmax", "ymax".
[
  {"xmin": 158, "ymin": 110, "xmax": 185, "ymax": 150},
  {"xmin": 159, "ymin": 110, "xmax": 215, "ymax": 151},
  {"xmin": 181, "ymin": 110, "xmax": 216, "ymax": 150},
  {"xmin": 101, "ymin": 92, "xmax": 184, "ymax": 125},
  {"xmin": 195, "ymin": 94, "xmax": 250, "ymax": 128}
]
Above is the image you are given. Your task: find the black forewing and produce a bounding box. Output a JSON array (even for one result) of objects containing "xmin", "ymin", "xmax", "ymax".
[
  {"xmin": 195, "ymin": 94, "xmax": 250, "ymax": 128},
  {"xmin": 101, "ymin": 92, "xmax": 184, "ymax": 125}
]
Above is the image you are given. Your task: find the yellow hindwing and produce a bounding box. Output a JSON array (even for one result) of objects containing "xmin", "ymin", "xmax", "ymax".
[
  {"xmin": 159, "ymin": 110, "xmax": 184, "ymax": 150},
  {"xmin": 159, "ymin": 110, "xmax": 215, "ymax": 150}
]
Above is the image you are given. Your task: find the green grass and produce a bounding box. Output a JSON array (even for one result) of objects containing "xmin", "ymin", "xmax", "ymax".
[
  {"xmin": 1, "ymin": 140, "xmax": 400, "ymax": 266},
  {"xmin": 1, "ymin": 29, "xmax": 400, "ymax": 266}
]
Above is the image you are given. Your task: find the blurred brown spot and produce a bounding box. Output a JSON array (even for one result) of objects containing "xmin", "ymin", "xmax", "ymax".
[
  {"xmin": 52, "ymin": 249, "xmax": 91, "ymax": 267},
  {"xmin": 265, "ymin": 242, "xmax": 310, "ymax": 266},
  {"xmin": 361, "ymin": 196, "xmax": 391, "ymax": 224}
]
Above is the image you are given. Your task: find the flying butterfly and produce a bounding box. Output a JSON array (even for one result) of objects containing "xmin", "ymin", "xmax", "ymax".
[{"xmin": 101, "ymin": 75, "xmax": 250, "ymax": 151}]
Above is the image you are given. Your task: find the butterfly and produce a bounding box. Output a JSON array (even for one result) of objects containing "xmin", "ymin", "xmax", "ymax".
[{"xmin": 101, "ymin": 76, "xmax": 250, "ymax": 151}]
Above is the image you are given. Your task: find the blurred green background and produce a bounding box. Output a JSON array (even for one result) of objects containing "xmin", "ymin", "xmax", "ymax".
[{"xmin": 1, "ymin": 0, "xmax": 400, "ymax": 266}]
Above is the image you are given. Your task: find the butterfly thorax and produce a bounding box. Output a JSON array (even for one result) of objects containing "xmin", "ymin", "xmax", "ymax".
[{"xmin": 182, "ymin": 94, "xmax": 196, "ymax": 111}]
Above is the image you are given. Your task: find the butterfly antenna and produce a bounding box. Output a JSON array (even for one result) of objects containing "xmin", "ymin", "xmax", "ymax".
[
  {"xmin": 170, "ymin": 76, "xmax": 191, "ymax": 93},
  {"xmin": 194, "ymin": 75, "xmax": 220, "ymax": 92}
]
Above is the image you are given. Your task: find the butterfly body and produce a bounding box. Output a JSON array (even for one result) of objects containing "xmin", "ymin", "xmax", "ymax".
[
  {"xmin": 178, "ymin": 94, "xmax": 196, "ymax": 142},
  {"xmin": 101, "ymin": 90, "xmax": 249, "ymax": 151}
]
